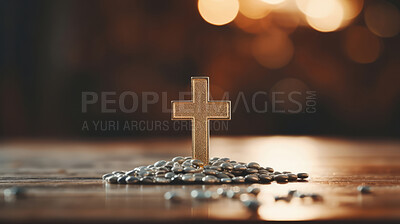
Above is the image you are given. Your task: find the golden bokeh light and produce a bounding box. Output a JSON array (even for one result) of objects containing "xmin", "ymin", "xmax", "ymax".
[
  {"xmin": 262, "ymin": 0, "xmax": 285, "ymax": 5},
  {"xmin": 364, "ymin": 1, "xmax": 400, "ymax": 38},
  {"xmin": 198, "ymin": 0, "xmax": 239, "ymax": 26},
  {"xmin": 344, "ymin": 26, "xmax": 381, "ymax": 64},
  {"xmin": 239, "ymin": 0, "xmax": 272, "ymax": 19},
  {"xmin": 296, "ymin": 0, "xmax": 337, "ymax": 18},
  {"xmin": 341, "ymin": 0, "xmax": 364, "ymax": 20},
  {"xmin": 305, "ymin": 0, "xmax": 344, "ymax": 32},
  {"xmin": 252, "ymin": 30, "xmax": 294, "ymax": 69}
]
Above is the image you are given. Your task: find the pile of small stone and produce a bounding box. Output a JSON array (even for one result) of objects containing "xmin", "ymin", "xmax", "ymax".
[{"xmin": 102, "ymin": 156, "xmax": 309, "ymax": 185}]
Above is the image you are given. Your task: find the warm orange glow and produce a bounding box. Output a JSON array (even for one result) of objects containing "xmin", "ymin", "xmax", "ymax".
[
  {"xmin": 262, "ymin": 0, "xmax": 285, "ymax": 5},
  {"xmin": 198, "ymin": 0, "xmax": 239, "ymax": 26},
  {"xmin": 305, "ymin": 0, "xmax": 344, "ymax": 32},
  {"xmin": 271, "ymin": 12, "xmax": 300, "ymax": 33},
  {"xmin": 341, "ymin": 0, "xmax": 364, "ymax": 20},
  {"xmin": 296, "ymin": 0, "xmax": 337, "ymax": 18},
  {"xmin": 234, "ymin": 13, "xmax": 271, "ymax": 34},
  {"xmin": 252, "ymin": 31, "xmax": 294, "ymax": 69},
  {"xmin": 239, "ymin": 0, "xmax": 272, "ymax": 19},
  {"xmin": 344, "ymin": 26, "xmax": 381, "ymax": 64},
  {"xmin": 364, "ymin": 1, "xmax": 400, "ymax": 38}
]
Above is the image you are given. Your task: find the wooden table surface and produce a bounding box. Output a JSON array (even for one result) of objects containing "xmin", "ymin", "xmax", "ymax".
[{"xmin": 0, "ymin": 136, "xmax": 400, "ymax": 223}]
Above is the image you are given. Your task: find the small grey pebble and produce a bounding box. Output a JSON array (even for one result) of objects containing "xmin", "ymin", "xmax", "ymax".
[
  {"xmin": 140, "ymin": 177, "xmax": 154, "ymax": 184},
  {"xmin": 112, "ymin": 171, "xmax": 125, "ymax": 175},
  {"xmin": 139, "ymin": 171, "xmax": 152, "ymax": 177},
  {"xmin": 310, "ymin": 193, "xmax": 323, "ymax": 201},
  {"xmin": 4, "ymin": 187, "xmax": 26, "ymax": 199},
  {"xmin": 297, "ymin": 173, "xmax": 309, "ymax": 179},
  {"xmin": 216, "ymin": 172, "xmax": 230, "ymax": 179},
  {"xmin": 156, "ymin": 177, "xmax": 171, "ymax": 184},
  {"xmin": 258, "ymin": 170, "xmax": 269, "ymax": 175},
  {"xmin": 190, "ymin": 159, "xmax": 204, "ymax": 167},
  {"xmin": 265, "ymin": 167, "xmax": 274, "ymax": 172},
  {"xmin": 232, "ymin": 170, "xmax": 244, "ymax": 176},
  {"xmin": 184, "ymin": 156, "xmax": 192, "ymax": 160},
  {"xmin": 102, "ymin": 173, "xmax": 113, "ymax": 180},
  {"xmin": 247, "ymin": 162, "xmax": 260, "ymax": 169},
  {"xmin": 274, "ymin": 171, "xmax": 282, "ymax": 175},
  {"xmin": 245, "ymin": 174, "xmax": 260, "ymax": 183},
  {"xmin": 259, "ymin": 174, "xmax": 273, "ymax": 182},
  {"xmin": 217, "ymin": 188, "xmax": 228, "ymax": 196},
  {"xmin": 164, "ymin": 191, "xmax": 182, "ymax": 202},
  {"xmin": 156, "ymin": 171, "xmax": 167, "ymax": 176},
  {"xmin": 232, "ymin": 176, "xmax": 245, "ymax": 183},
  {"xmin": 204, "ymin": 169, "xmax": 218, "ymax": 175},
  {"xmin": 246, "ymin": 168, "xmax": 259, "ymax": 174},
  {"xmin": 182, "ymin": 174, "xmax": 196, "ymax": 183},
  {"xmin": 172, "ymin": 167, "xmax": 183, "ymax": 173},
  {"xmin": 299, "ymin": 194, "xmax": 307, "ymax": 198},
  {"xmin": 220, "ymin": 162, "xmax": 233, "ymax": 171},
  {"xmin": 125, "ymin": 176, "xmax": 140, "ymax": 184},
  {"xmin": 275, "ymin": 196, "xmax": 290, "ymax": 202},
  {"xmin": 125, "ymin": 170, "xmax": 136, "ymax": 176},
  {"xmin": 106, "ymin": 176, "xmax": 118, "ymax": 184},
  {"xmin": 220, "ymin": 178, "xmax": 232, "ymax": 184},
  {"xmin": 247, "ymin": 186, "xmax": 261, "ymax": 195},
  {"xmin": 357, "ymin": 185, "xmax": 371, "ymax": 194},
  {"xmin": 172, "ymin": 156, "xmax": 185, "ymax": 163},
  {"xmin": 194, "ymin": 173, "xmax": 205, "ymax": 177},
  {"xmin": 165, "ymin": 172, "xmax": 175, "ymax": 179},
  {"xmin": 212, "ymin": 161, "xmax": 224, "ymax": 167},
  {"xmin": 219, "ymin": 157, "xmax": 230, "ymax": 162},
  {"xmin": 164, "ymin": 161, "xmax": 174, "ymax": 168},
  {"xmin": 202, "ymin": 175, "xmax": 219, "ymax": 184},
  {"xmin": 182, "ymin": 159, "xmax": 192, "ymax": 167},
  {"xmin": 210, "ymin": 166, "xmax": 223, "ymax": 171},
  {"xmin": 223, "ymin": 171, "xmax": 235, "ymax": 178},
  {"xmin": 233, "ymin": 164, "xmax": 247, "ymax": 171},
  {"xmin": 275, "ymin": 174, "xmax": 289, "ymax": 182},
  {"xmin": 242, "ymin": 199, "xmax": 261, "ymax": 211},
  {"xmin": 157, "ymin": 167, "xmax": 169, "ymax": 172},
  {"xmin": 183, "ymin": 167, "xmax": 196, "ymax": 173},
  {"xmin": 282, "ymin": 171, "xmax": 291, "ymax": 174},
  {"xmin": 287, "ymin": 173, "xmax": 298, "ymax": 181}
]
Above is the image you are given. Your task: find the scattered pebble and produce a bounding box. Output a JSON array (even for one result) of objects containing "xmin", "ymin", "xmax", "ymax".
[
  {"xmin": 357, "ymin": 185, "xmax": 371, "ymax": 194},
  {"xmin": 164, "ymin": 191, "xmax": 182, "ymax": 202},
  {"xmin": 4, "ymin": 187, "xmax": 26, "ymax": 201},
  {"xmin": 297, "ymin": 173, "xmax": 309, "ymax": 179},
  {"xmin": 247, "ymin": 186, "xmax": 261, "ymax": 196},
  {"xmin": 274, "ymin": 174, "xmax": 289, "ymax": 183}
]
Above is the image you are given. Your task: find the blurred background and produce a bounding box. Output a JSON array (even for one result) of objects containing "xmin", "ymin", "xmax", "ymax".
[{"xmin": 0, "ymin": 0, "xmax": 399, "ymax": 139}]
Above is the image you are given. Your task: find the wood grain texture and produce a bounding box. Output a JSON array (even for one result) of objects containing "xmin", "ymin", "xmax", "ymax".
[{"xmin": 0, "ymin": 136, "xmax": 399, "ymax": 223}]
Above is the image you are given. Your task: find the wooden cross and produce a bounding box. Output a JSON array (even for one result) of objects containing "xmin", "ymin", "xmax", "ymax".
[{"xmin": 171, "ymin": 77, "xmax": 231, "ymax": 165}]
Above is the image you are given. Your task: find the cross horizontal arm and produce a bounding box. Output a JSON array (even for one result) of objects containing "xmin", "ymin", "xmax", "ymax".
[
  {"xmin": 171, "ymin": 101, "xmax": 195, "ymax": 120},
  {"xmin": 206, "ymin": 101, "xmax": 231, "ymax": 120}
]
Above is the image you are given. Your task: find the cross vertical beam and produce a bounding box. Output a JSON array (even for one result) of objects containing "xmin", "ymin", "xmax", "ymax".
[{"xmin": 171, "ymin": 77, "xmax": 231, "ymax": 165}]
